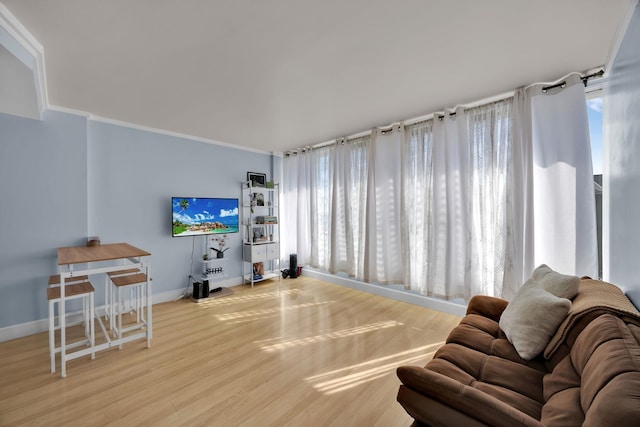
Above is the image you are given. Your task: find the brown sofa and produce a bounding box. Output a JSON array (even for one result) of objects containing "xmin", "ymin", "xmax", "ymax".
[{"xmin": 396, "ymin": 279, "xmax": 640, "ymax": 426}]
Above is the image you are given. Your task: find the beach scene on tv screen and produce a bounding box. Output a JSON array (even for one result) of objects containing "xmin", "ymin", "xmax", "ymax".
[{"xmin": 172, "ymin": 197, "xmax": 239, "ymax": 236}]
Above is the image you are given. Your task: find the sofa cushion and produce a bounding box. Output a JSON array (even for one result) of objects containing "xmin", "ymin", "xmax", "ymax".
[
  {"xmin": 542, "ymin": 314, "xmax": 640, "ymax": 427},
  {"xmin": 396, "ymin": 309, "xmax": 549, "ymax": 425},
  {"xmin": 447, "ymin": 314, "xmax": 546, "ymax": 370},
  {"xmin": 397, "ymin": 384, "xmax": 491, "ymax": 427},
  {"xmin": 465, "ymin": 295, "xmax": 509, "ymax": 322},
  {"xmin": 408, "ymin": 311, "xmax": 549, "ymax": 420},
  {"xmin": 540, "ymin": 356, "xmax": 583, "ymax": 426},
  {"xmin": 397, "ymin": 367, "xmax": 544, "ymax": 427},
  {"xmin": 499, "ymin": 281, "xmax": 571, "ymax": 360},
  {"xmin": 531, "ymin": 264, "xmax": 580, "ymax": 299}
]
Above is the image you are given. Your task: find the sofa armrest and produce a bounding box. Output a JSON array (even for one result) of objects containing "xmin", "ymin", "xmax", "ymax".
[
  {"xmin": 466, "ymin": 295, "xmax": 509, "ymax": 322},
  {"xmin": 397, "ymin": 366, "xmax": 543, "ymax": 427}
]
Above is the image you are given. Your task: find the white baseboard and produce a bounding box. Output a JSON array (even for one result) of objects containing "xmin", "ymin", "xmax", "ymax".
[
  {"xmin": 0, "ymin": 318, "xmax": 52, "ymax": 343},
  {"xmin": 0, "ymin": 273, "xmax": 462, "ymax": 342},
  {"xmin": 0, "ymin": 276, "xmax": 244, "ymax": 343},
  {"xmin": 301, "ymin": 268, "xmax": 467, "ymax": 317}
]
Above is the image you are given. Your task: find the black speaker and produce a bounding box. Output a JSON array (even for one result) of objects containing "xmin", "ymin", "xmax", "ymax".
[
  {"xmin": 202, "ymin": 280, "xmax": 210, "ymax": 298},
  {"xmin": 289, "ymin": 254, "xmax": 298, "ymax": 279},
  {"xmin": 192, "ymin": 281, "xmax": 202, "ymax": 299}
]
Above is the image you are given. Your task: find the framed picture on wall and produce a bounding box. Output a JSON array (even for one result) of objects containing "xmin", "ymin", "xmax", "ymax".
[{"xmin": 247, "ymin": 172, "xmax": 267, "ymax": 187}]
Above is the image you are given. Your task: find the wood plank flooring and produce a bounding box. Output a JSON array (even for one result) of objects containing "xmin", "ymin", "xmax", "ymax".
[{"xmin": 0, "ymin": 276, "xmax": 461, "ymax": 427}]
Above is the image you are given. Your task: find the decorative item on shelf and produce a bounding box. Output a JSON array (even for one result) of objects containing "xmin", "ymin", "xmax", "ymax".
[
  {"xmin": 253, "ymin": 262, "xmax": 264, "ymax": 280},
  {"xmin": 266, "ymin": 180, "xmax": 275, "ymax": 189},
  {"xmin": 252, "ymin": 227, "xmax": 266, "ymax": 242},
  {"xmin": 256, "ymin": 216, "xmax": 277, "ymax": 224},
  {"xmin": 87, "ymin": 236, "xmax": 100, "ymax": 247},
  {"xmin": 247, "ymin": 172, "xmax": 267, "ymax": 187},
  {"xmin": 253, "ymin": 193, "xmax": 264, "ymax": 206},
  {"xmin": 210, "ymin": 234, "xmax": 229, "ymax": 258},
  {"xmin": 205, "ymin": 266, "xmax": 224, "ymax": 275}
]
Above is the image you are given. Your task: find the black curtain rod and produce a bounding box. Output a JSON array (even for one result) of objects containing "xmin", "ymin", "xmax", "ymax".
[
  {"xmin": 542, "ymin": 69, "xmax": 605, "ymax": 93},
  {"xmin": 439, "ymin": 70, "xmax": 606, "ymax": 113},
  {"xmin": 438, "ymin": 111, "xmax": 456, "ymax": 120},
  {"xmin": 581, "ymin": 69, "xmax": 605, "ymax": 86},
  {"xmin": 291, "ymin": 69, "xmax": 607, "ymax": 150},
  {"xmin": 542, "ymin": 81, "xmax": 566, "ymax": 93}
]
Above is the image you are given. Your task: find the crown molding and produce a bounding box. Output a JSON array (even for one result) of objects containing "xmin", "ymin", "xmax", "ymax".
[
  {"xmin": 0, "ymin": 3, "xmax": 48, "ymax": 117},
  {"xmin": 47, "ymin": 104, "xmax": 281, "ymax": 156}
]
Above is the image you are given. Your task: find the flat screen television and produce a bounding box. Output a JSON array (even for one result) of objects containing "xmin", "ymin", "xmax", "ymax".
[{"xmin": 172, "ymin": 197, "xmax": 239, "ymax": 237}]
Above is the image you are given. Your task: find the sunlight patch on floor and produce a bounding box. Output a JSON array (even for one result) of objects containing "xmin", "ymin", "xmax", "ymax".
[
  {"xmin": 215, "ymin": 300, "xmax": 333, "ymax": 321},
  {"xmin": 224, "ymin": 313, "xmax": 281, "ymax": 325},
  {"xmin": 305, "ymin": 342, "xmax": 443, "ymax": 394},
  {"xmin": 195, "ymin": 288, "xmax": 303, "ymax": 307},
  {"xmin": 256, "ymin": 320, "xmax": 403, "ymax": 352}
]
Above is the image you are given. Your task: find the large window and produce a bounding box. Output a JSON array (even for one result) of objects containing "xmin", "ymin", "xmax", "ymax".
[
  {"xmin": 587, "ymin": 96, "xmax": 603, "ymax": 175},
  {"xmin": 284, "ymin": 81, "xmax": 600, "ymax": 298},
  {"xmin": 587, "ymin": 95, "xmax": 603, "ymax": 278}
]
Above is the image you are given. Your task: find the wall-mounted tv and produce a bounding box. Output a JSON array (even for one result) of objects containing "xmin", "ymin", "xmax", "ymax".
[{"xmin": 172, "ymin": 197, "xmax": 239, "ymax": 237}]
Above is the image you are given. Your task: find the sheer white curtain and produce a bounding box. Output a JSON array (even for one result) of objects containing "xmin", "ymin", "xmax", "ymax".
[
  {"xmin": 504, "ymin": 88, "xmax": 535, "ymax": 295},
  {"xmin": 507, "ymin": 73, "xmax": 598, "ymax": 292},
  {"xmin": 282, "ymin": 73, "xmax": 598, "ymax": 300},
  {"xmin": 425, "ymin": 111, "xmax": 470, "ymax": 298},
  {"xmin": 405, "ymin": 102, "xmax": 512, "ymax": 300},
  {"xmin": 308, "ymin": 146, "xmax": 333, "ymax": 268},
  {"xmin": 284, "ymin": 105, "xmax": 517, "ymax": 299},
  {"xmin": 402, "ymin": 121, "xmax": 434, "ymax": 294},
  {"xmin": 364, "ymin": 125, "xmax": 404, "ymax": 284},
  {"xmin": 282, "ymin": 151, "xmax": 311, "ymax": 266},
  {"xmin": 329, "ymin": 137, "xmax": 368, "ymax": 277},
  {"xmin": 282, "ymin": 145, "xmax": 336, "ymax": 269},
  {"xmin": 466, "ymin": 100, "xmax": 513, "ymax": 298}
]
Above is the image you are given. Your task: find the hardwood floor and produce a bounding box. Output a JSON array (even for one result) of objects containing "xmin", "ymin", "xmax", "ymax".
[{"xmin": 0, "ymin": 277, "xmax": 461, "ymax": 427}]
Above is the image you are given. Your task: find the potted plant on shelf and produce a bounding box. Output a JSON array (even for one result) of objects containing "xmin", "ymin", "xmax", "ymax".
[{"xmin": 210, "ymin": 234, "xmax": 229, "ymax": 258}]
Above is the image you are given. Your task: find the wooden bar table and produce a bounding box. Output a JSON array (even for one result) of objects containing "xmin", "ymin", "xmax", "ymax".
[{"xmin": 56, "ymin": 242, "xmax": 152, "ymax": 377}]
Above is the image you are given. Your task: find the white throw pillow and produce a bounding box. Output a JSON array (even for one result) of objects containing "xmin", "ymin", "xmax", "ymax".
[
  {"xmin": 531, "ymin": 264, "xmax": 580, "ymax": 300},
  {"xmin": 499, "ymin": 280, "xmax": 571, "ymax": 360}
]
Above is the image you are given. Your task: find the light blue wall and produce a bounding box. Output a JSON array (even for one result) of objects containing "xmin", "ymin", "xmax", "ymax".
[
  {"xmin": 0, "ymin": 110, "xmax": 276, "ymax": 331},
  {"xmin": 605, "ymin": 2, "xmax": 640, "ymax": 308},
  {"xmin": 0, "ymin": 110, "xmax": 88, "ymax": 328},
  {"xmin": 87, "ymin": 121, "xmax": 274, "ymax": 297}
]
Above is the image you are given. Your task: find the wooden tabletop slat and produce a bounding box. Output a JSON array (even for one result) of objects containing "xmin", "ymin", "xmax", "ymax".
[
  {"xmin": 57, "ymin": 243, "xmax": 150, "ymax": 265},
  {"xmin": 111, "ymin": 273, "xmax": 148, "ymax": 287}
]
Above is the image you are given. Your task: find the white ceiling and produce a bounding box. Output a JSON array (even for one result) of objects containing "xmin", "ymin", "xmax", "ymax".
[{"xmin": 0, "ymin": 0, "xmax": 632, "ymax": 153}]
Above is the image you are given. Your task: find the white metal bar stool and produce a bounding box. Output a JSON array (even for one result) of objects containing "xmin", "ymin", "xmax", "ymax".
[
  {"xmin": 110, "ymin": 272, "xmax": 149, "ymax": 349},
  {"xmin": 47, "ymin": 275, "xmax": 95, "ymax": 374},
  {"xmin": 104, "ymin": 268, "xmax": 140, "ymax": 329}
]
